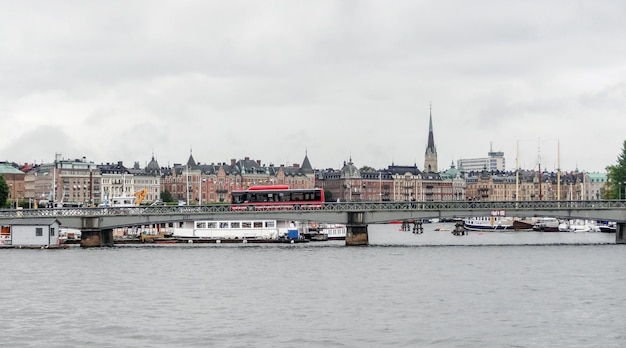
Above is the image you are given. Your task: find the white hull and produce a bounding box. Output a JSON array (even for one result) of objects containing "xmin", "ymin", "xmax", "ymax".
[
  {"xmin": 321, "ymin": 224, "xmax": 347, "ymax": 240},
  {"xmin": 172, "ymin": 220, "xmax": 304, "ymax": 240},
  {"xmin": 532, "ymin": 218, "xmax": 561, "ymax": 232},
  {"xmin": 463, "ymin": 216, "xmax": 514, "ymax": 231},
  {"xmin": 558, "ymin": 220, "xmax": 601, "ymax": 232}
]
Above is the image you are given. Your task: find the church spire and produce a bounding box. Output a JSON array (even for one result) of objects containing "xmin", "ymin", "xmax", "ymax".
[{"xmin": 424, "ymin": 103, "xmax": 438, "ymax": 172}]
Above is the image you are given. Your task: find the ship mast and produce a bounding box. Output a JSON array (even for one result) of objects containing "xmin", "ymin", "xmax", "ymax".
[
  {"xmin": 557, "ymin": 139, "xmax": 561, "ymax": 201},
  {"xmin": 515, "ymin": 141, "xmax": 519, "ymax": 202},
  {"xmin": 537, "ymin": 140, "xmax": 542, "ymax": 201}
]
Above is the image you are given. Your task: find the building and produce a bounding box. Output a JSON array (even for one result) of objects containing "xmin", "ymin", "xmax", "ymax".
[
  {"xmin": 1, "ymin": 218, "xmax": 61, "ymax": 247},
  {"xmin": 457, "ymin": 145, "xmax": 506, "ymax": 172},
  {"xmin": 98, "ymin": 159, "xmax": 161, "ymax": 205},
  {"xmin": 461, "ymin": 169, "xmax": 593, "ymax": 202},
  {"xmin": 130, "ymin": 157, "xmax": 162, "ymax": 203},
  {"xmin": 25, "ymin": 154, "xmax": 101, "ymax": 207},
  {"xmin": 421, "ymin": 171, "xmax": 453, "ymax": 201},
  {"xmin": 440, "ymin": 162, "xmax": 466, "ymax": 201},
  {"xmin": 161, "ymin": 152, "xmax": 316, "ymax": 204},
  {"xmin": 388, "ymin": 164, "xmax": 422, "ymax": 201},
  {"xmin": 0, "ymin": 162, "xmax": 25, "ymax": 208},
  {"xmin": 583, "ymin": 172, "xmax": 606, "ymax": 200}
]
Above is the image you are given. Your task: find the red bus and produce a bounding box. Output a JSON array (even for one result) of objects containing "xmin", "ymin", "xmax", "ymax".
[{"xmin": 231, "ymin": 185, "xmax": 325, "ymax": 210}]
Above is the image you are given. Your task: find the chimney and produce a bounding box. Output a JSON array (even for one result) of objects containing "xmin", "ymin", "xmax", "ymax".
[
  {"xmin": 257, "ymin": 160, "xmax": 261, "ymax": 165},
  {"xmin": 231, "ymin": 159, "xmax": 236, "ymax": 166}
]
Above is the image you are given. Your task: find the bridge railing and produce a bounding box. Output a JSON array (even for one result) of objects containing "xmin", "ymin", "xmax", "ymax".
[{"xmin": 0, "ymin": 200, "xmax": 625, "ymax": 220}]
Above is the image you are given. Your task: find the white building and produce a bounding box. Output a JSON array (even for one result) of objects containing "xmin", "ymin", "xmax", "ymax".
[
  {"xmin": 1, "ymin": 219, "xmax": 61, "ymax": 247},
  {"xmin": 99, "ymin": 160, "xmax": 160, "ymax": 205},
  {"xmin": 458, "ymin": 147, "xmax": 506, "ymax": 172}
]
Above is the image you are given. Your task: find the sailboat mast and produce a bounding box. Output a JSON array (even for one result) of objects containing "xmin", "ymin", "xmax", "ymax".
[
  {"xmin": 515, "ymin": 141, "xmax": 519, "ymax": 201},
  {"xmin": 537, "ymin": 139, "xmax": 542, "ymax": 200},
  {"xmin": 557, "ymin": 139, "xmax": 561, "ymax": 201}
]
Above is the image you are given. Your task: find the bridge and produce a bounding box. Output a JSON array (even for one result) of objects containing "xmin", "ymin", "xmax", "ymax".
[{"xmin": 1, "ymin": 200, "xmax": 625, "ymax": 246}]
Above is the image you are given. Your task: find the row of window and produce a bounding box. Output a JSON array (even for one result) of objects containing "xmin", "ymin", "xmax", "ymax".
[
  {"xmin": 195, "ymin": 221, "xmax": 275, "ymax": 229},
  {"xmin": 35, "ymin": 227, "xmax": 55, "ymax": 237}
]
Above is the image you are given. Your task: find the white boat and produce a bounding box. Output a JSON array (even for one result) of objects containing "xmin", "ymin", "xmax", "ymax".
[
  {"xmin": 558, "ymin": 220, "xmax": 601, "ymax": 232},
  {"xmin": 172, "ymin": 220, "xmax": 305, "ymax": 240},
  {"xmin": 532, "ymin": 217, "xmax": 561, "ymax": 232},
  {"xmin": 320, "ymin": 224, "xmax": 347, "ymax": 240},
  {"xmin": 59, "ymin": 228, "xmax": 82, "ymax": 242},
  {"xmin": 598, "ymin": 222, "xmax": 617, "ymax": 233},
  {"xmin": 463, "ymin": 216, "xmax": 514, "ymax": 231}
]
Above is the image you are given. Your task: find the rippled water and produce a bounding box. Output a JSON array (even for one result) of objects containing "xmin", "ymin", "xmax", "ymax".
[{"xmin": 2, "ymin": 224, "xmax": 625, "ymax": 347}]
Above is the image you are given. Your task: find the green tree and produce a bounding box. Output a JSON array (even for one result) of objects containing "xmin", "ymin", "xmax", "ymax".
[
  {"xmin": 0, "ymin": 176, "xmax": 8, "ymax": 207},
  {"xmin": 160, "ymin": 190, "xmax": 174, "ymax": 203},
  {"xmin": 324, "ymin": 189, "xmax": 333, "ymax": 202},
  {"xmin": 359, "ymin": 166, "xmax": 375, "ymax": 172},
  {"xmin": 607, "ymin": 140, "xmax": 626, "ymax": 199}
]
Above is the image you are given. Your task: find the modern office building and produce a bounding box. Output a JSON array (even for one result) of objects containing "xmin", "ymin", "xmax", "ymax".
[{"xmin": 457, "ymin": 145, "xmax": 505, "ymax": 172}]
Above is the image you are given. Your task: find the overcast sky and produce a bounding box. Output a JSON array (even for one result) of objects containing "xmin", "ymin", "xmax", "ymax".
[{"xmin": 1, "ymin": 1, "xmax": 625, "ymax": 173}]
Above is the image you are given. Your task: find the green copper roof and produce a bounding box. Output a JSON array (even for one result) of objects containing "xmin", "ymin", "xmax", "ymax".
[{"xmin": 0, "ymin": 163, "xmax": 24, "ymax": 174}]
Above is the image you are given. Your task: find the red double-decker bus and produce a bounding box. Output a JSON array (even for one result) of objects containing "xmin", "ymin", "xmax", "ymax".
[{"xmin": 231, "ymin": 185, "xmax": 325, "ymax": 210}]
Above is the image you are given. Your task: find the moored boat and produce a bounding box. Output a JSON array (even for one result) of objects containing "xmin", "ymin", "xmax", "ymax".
[
  {"xmin": 598, "ymin": 222, "xmax": 617, "ymax": 233},
  {"xmin": 512, "ymin": 218, "xmax": 534, "ymax": 231},
  {"xmin": 172, "ymin": 220, "xmax": 306, "ymax": 240},
  {"xmin": 302, "ymin": 222, "xmax": 328, "ymax": 241},
  {"xmin": 558, "ymin": 220, "xmax": 601, "ymax": 232},
  {"xmin": 320, "ymin": 223, "xmax": 347, "ymax": 240},
  {"xmin": 532, "ymin": 217, "xmax": 560, "ymax": 232},
  {"xmin": 463, "ymin": 216, "xmax": 514, "ymax": 231}
]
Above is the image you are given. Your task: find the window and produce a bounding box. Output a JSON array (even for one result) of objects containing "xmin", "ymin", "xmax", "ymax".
[
  {"xmin": 36, "ymin": 228, "xmax": 43, "ymax": 237},
  {"xmin": 50, "ymin": 228, "xmax": 55, "ymax": 236}
]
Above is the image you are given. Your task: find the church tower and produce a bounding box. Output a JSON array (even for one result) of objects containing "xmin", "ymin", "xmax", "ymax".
[{"xmin": 424, "ymin": 104, "xmax": 438, "ymax": 173}]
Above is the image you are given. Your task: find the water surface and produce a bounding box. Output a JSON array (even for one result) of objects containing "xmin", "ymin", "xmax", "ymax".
[{"xmin": 1, "ymin": 224, "xmax": 624, "ymax": 347}]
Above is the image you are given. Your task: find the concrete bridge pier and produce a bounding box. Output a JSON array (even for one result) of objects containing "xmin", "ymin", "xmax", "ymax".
[
  {"xmin": 616, "ymin": 223, "xmax": 626, "ymax": 244},
  {"xmin": 80, "ymin": 229, "xmax": 114, "ymax": 247},
  {"xmin": 345, "ymin": 212, "xmax": 368, "ymax": 246},
  {"xmin": 79, "ymin": 216, "xmax": 113, "ymax": 248}
]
